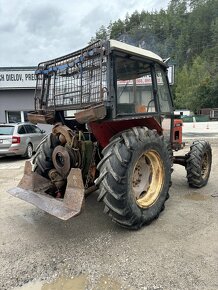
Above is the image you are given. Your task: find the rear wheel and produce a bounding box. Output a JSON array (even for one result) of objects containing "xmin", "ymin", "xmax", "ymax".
[
  {"xmin": 32, "ymin": 134, "xmax": 59, "ymax": 178},
  {"xmin": 186, "ymin": 140, "xmax": 212, "ymax": 188},
  {"xmin": 23, "ymin": 143, "xmax": 33, "ymax": 159},
  {"xmin": 96, "ymin": 127, "xmax": 171, "ymax": 230}
]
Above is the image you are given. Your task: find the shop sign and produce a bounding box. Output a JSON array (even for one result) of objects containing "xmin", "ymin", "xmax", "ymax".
[{"xmin": 0, "ymin": 70, "xmax": 37, "ymax": 89}]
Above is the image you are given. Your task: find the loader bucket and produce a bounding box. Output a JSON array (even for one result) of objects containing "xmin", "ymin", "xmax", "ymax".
[{"xmin": 8, "ymin": 161, "xmax": 85, "ymax": 220}]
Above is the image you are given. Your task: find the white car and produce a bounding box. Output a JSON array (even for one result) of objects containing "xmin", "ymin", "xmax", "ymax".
[{"xmin": 0, "ymin": 123, "xmax": 46, "ymax": 158}]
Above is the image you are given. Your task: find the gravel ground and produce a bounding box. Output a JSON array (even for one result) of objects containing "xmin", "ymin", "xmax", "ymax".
[{"xmin": 0, "ymin": 140, "xmax": 218, "ymax": 290}]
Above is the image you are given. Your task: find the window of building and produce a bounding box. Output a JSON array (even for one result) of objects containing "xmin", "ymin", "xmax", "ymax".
[
  {"xmin": 7, "ymin": 111, "xmax": 21, "ymax": 123},
  {"xmin": 24, "ymin": 111, "xmax": 30, "ymax": 122},
  {"xmin": 6, "ymin": 110, "xmax": 31, "ymax": 123}
]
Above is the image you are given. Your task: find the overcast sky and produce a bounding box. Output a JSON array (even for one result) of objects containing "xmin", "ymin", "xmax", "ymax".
[{"xmin": 0, "ymin": 0, "xmax": 169, "ymax": 67}]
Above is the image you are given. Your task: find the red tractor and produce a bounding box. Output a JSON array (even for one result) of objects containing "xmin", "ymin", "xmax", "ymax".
[{"xmin": 9, "ymin": 40, "xmax": 212, "ymax": 229}]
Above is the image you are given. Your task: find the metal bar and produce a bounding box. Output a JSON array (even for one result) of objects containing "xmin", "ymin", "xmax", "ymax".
[{"xmin": 173, "ymin": 156, "xmax": 187, "ymax": 167}]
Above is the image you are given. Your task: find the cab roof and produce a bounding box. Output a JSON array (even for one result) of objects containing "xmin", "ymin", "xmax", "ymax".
[
  {"xmin": 36, "ymin": 39, "xmax": 165, "ymax": 72},
  {"xmin": 109, "ymin": 39, "xmax": 164, "ymax": 65}
]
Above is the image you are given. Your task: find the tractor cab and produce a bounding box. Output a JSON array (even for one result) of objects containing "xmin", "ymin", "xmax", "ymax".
[{"xmin": 28, "ymin": 40, "xmax": 174, "ymax": 148}]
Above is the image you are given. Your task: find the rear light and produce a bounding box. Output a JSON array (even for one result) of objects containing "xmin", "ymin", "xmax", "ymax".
[{"xmin": 12, "ymin": 136, "xmax": 21, "ymax": 144}]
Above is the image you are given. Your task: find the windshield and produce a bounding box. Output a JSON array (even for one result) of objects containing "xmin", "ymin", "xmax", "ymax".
[
  {"xmin": 0, "ymin": 126, "xmax": 14, "ymax": 135},
  {"xmin": 115, "ymin": 55, "xmax": 156, "ymax": 115}
]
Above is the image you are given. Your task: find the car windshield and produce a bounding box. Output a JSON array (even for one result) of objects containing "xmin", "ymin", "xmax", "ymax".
[{"xmin": 0, "ymin": 126, "xmax": 14, "ymax": 135}]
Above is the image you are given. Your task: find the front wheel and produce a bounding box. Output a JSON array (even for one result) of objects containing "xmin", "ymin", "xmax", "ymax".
[
  {"xmin": 186, "ymin": 140, "xmax": 212, "ymax": 188},
  {"xmin": 96, "ymin": 127, "xmax": 171, "ymax": 230}
]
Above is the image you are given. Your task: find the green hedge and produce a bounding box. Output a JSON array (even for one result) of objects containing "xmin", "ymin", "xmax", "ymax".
[{"xmin": 182, "ymin": 115, "xmax": 210, "ymax": 122}]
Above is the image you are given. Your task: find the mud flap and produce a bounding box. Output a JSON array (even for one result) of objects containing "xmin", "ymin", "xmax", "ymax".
[{"xmin": 8, "ymin": 161, "xmax": 85, "ymax": 220}]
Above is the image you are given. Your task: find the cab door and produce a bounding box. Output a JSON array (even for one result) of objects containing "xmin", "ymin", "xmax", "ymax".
[{"xmin": 155, "ymin": 65, "xmax": 174, "ymax": 143}]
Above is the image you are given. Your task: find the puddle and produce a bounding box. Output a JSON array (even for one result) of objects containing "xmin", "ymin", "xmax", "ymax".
[
  {"xmin": 93, "ymin": 275, "xmax": 122, "ymax": 290},
  {"xmin": 184, "ymin": 192, "xmax": 209, "ymax": 201},
  {"xmin": 42, "ymin": 275, "xmax": 87, "ymax": 290},
  {"xmin": 12, "ymin": 274, "xmax": 124, "ymax": 290},
  {"xmin": 12, "ymin": 276, "xmax": 87, "ymax": 290}
]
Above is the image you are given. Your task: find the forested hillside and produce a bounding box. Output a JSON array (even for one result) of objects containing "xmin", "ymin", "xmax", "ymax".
[{"xmin": 91, "ymin": 0, "xmax": 218, "ymax": 112}]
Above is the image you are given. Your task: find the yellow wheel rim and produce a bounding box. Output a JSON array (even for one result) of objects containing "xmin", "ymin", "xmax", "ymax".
[
  {"xmin": 201, "ymin": 152, "xmax": 210, "ymax": 179},
  {"xmin": 132, "ymin": 150, "xmax": 164, "ymax": 208}
]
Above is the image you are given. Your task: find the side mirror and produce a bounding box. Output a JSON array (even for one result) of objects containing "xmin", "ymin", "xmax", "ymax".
[{"xmin": 41, "ymin": 130, "xmax": 46, "ymax": 134}]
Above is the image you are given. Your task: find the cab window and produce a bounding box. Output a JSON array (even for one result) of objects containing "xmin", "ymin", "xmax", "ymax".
[
  {"xmin": 155, "ymin": 66, "xmax": 173, "ymax": 113},
  {"xmin": 115, "ymin": 55, "xmax": 156, "ymax": 115}
]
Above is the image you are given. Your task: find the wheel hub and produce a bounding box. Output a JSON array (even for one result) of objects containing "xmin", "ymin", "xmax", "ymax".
[
  {"xmin": 52, "ymin": 145, "xmax": 71, "ymax": 178},
  {"xmin": 132, "ymin": 150, "xmax": 164, "ymax": 208},
  {"xmin": 27, "ymin": 145, "xmax": 32, "ymax": 157}
]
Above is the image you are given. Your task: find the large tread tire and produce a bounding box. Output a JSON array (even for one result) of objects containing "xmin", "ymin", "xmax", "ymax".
[
  {"xmin": 32, "ymin": 133, "xmax": 60, "ymax": 178},
  {"xmin": 95, "ymin": 127, "xmax": 171, "ymax": 230},
  {"xmin": 165, "ymin": 140, "xmax": 173, "ymax": 192},
  {"xmin": 186, "ymin": 140, "xmax": 212, "ymax": 188}
]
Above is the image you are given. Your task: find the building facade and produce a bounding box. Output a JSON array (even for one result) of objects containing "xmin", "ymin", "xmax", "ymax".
[{"xmin": 0, "ymin": 67, "xmax": 37, "ymax": 123}]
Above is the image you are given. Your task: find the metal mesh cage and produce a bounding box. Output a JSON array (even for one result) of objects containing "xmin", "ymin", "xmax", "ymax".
[{"xmin": 34, "ymin": 41, "xmax": 108, "ymax": 111}]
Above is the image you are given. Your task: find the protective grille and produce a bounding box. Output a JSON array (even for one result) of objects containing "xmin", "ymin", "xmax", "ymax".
[{"xmin": 34, "ymin": 41, "xmax": 108, "ymax": 111}]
